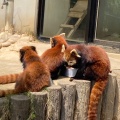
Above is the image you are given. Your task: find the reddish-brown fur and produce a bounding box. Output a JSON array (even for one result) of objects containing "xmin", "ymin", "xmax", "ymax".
[
  {"xmin": 40, "ymin": 33, "xmax": 68, "ymax": 79},
  {"xmin": 63, "ymin": 44, "xmax": 111, "ymax": 120},
  {"xmin": 0, "ymin": 46, "xmax": 50, "ymax": 97},
  {"xmin": 0, "ymin": 73, "xmax": 21, "ymax": 84},
  {"xmin": 0, "ymin": 33, "xmax": 68, "ymax": 83}
]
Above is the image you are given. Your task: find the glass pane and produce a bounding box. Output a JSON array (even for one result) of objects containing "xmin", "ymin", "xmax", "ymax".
[
  {"xmin": 41, "ymin": 0, "xmax": 88, "ymax": 41},
  {"xmin": 96, "ymin": 0, "xmax": 120, "ymax": 42}
]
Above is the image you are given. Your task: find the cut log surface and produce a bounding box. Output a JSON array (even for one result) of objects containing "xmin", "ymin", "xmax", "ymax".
[
  {"xmin": 58, "ymin": 81, "xmax": 76, "ymax": 120},
  {"xmin": 47, "ymin": 85, "xmax": 62, "ymax": 120},
  {"xmin": 101, "ymin": 73, "xmax": 117, "ymax": 120},
  {"xmin": 10, "ymin": 94, "xmax": 30, "ymax": 120},
  {"xmin": 73, "ymin": 80, "xmax": 91, "ymax": 120},
  {"xmin": 30, "ymin": 91, "xmax": 48, "ymax": 120}
]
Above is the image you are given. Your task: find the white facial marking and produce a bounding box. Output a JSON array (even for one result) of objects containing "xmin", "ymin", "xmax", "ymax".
[
  {"xmin": 68, "ymin": 60, "xmax": 76, "ymax": 66},
  {"xmin": 50, "ymin": 38, "xmax": 52, "ymax": 44},
  {"xmin": 59, "ymin": 33, "xmax": 65, "ymax": 37},
  {"xmin": 61, "ymin": 44, "xmax": 65, "ymax": 53},
  {"xmin": 63, "ymin": 54, "xmax": 66, "ymax": 61}
]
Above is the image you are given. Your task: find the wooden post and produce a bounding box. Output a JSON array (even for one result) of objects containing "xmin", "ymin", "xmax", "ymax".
[
  {"xmin": 58, "ymin": 81, "xmax": 76, "ymax": 120},
  {"xmin": 10, "ymin": 94, "xmax": 30, "ymax": 120},
  {"xmin": 0, "ymin": 97, "xmax": 9, "ymax": 119},
  {"xmin": 73, "ymin": 80, "xmax": 91, "ymax": 120},
  {"xmin": 47, "ymin": 85, "xmax": 62, "ymax": 120},
  {"xmin": 100, "ymin": 73, "xmax": 117, "ymax": 120},
  {"xmin": 30, "ymin": 91, "xmax": 48, "ymax": 120},
  {"xmin": 112, "ymin": 76, "xmax": 120, "ymax": 120}
]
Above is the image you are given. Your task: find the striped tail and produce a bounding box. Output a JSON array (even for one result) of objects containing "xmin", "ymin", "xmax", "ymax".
[
  {"xmin": 0, "ymin": 73, "xmax": 21, "ymax": 84},
  {"xmin": 88, "ymin": 79, "xmax": 108, "ymax": 120},
  {"xmin": 0, "ymin": 89, "xmax": 17, "ymax": 97}
]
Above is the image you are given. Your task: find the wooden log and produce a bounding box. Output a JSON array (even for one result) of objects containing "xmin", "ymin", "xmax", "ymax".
[
  {"xmin": 58, "ymin": 81, "xmax": 76, "ymax": 120},
  {"xmin": 30, "ymin": 91, "xmax": 48, "ymax": 120},
  {"xmin": 100, "ymin": 73, "xmax": 117, "ymax": 120},
  {"xmin": 73, "ymin": 80, "xmax": 91, "ymax": 120},
  {"xmin": 47, "ymin": 85, "xmax": 62, "ymax": 120},
  {"xmin": 0, "ymin": 97, "xmax": 9, "ymax": 119},
  {"xmin": 113, "ymin": 77, "xmax": 120, "ymax": 120},
  {"xmin": 10, "ymin": 94, "xmax": 30, "ymax": 120}
]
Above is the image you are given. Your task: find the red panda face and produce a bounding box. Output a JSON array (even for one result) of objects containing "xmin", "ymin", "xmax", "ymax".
[{"xmin": 63, "ymin": 49, "xmax": 81, "ymax": 66}]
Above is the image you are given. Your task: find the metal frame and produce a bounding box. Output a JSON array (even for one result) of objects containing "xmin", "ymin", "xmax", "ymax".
[{"xmin": 86, "ymin": 0, "xmax": 120, "ymax": 48}]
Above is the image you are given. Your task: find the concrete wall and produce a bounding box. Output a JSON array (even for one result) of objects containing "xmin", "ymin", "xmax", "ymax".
[
  {"xmin": 0, "ymin": 1, "xmax": 6, "ymax": 30},
  {"xmin": 13, "ymin": 0, "xmax": 38, "ymax": 34},
  {"xmin": 0, "ymin": 0, "xmax": 38, "ymax": 34},
  {"xmin": 43, "ymin": 0, "xmax": 70, "ymax": 37},
  {"xmin": 0, "ymin": 0, "xmax": 72, "ymax": 37}
]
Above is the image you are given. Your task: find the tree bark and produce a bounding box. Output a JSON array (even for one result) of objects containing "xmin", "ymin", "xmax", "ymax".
[
  {"xmin": 30, "ymin": 91, "xmax": 48, "ymax": 120},
  {"xmin": 0, "ymin": 97, "xmax": 9, "ymax": 120},
  {"xmin": 100, "ymin": 73, "xmax": 117, "ymax": 120},
  {"xmin": 58, "ymin": 81, "xmax": 76, "ymax": 120},
  {"xmin": 73, "ymin": 80, "xmax": 91, "ymax": 120},
  {"xmin": 10, "ymin": 94, "xmax": 30, "ymax": 120},
  {"xmin": 47, "ymin": 85, "xmax": 62, "ymax": 120}
]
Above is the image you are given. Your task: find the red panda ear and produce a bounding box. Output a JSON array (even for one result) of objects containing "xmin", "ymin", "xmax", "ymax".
[
  {"xmin": 30, "ymin": 46, "xmax": 36, "ymax": 51},
  {"xmin": 59, "ymin": 33, "xmax": 65, "ymax": 38},
  {"xmin": 50, "ymin": 38, "xmax": 53, "ymax": 48},
  {"xmin": 70, "ymin": 49, "xmax": 81, "ymax": 58},
  {"xmin": 50, "ymin": 38, "xmax": 57, "ymax": 48},
  {"xmin": 20, "ymin": 49, "xmax": 25, "ymax": 62},
  {"xmin": 30, "ymin": 46, "xmax": 37, "ymax": 53},
  {"xmin": 61, "ymin": 44, "xmax": 66, "ymax": 52}
]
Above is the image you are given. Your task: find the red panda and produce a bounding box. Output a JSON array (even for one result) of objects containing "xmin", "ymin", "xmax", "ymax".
[
  {"xmin": 0, "ymin": 33, "xmax": 68, "ymax": 83},
  {"xmin": 40, "ymin": 33, "xmax": 68, "ymax": 79},
  {"xmin": 62, "ymin": 44, "xmax": 111, "ymax": 120},
  {"xmin": 0, "ymin": 46, "xmax": 50, "ymax": 97}
]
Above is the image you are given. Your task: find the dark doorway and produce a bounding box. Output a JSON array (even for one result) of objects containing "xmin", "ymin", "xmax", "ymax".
[
  {"xmin": 37, "ymin": 0, "xmax": 90, "ymax": 43},
  {"xmin": 37, "ymin": 0, "xmax": 45, "ymax": 38}
]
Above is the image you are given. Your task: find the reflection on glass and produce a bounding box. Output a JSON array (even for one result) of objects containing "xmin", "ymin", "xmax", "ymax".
[
  {"xmin": 96, "ymin": 0, "xmax": 120, "ymax": 41},
  {"xmin": 42, "ymin": 0, "xmax": 88, "ymax": 41}
]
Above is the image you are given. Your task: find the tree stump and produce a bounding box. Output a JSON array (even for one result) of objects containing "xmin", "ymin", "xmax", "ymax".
[
  {"xmin": 73, "ymin": 80, "xmax": 91, "ymax": 120},
  {"xmin": 10, "ymin": 94, "xmax": 30, "ymax": 120},
  {"xmin": 47, "ymin": 85, "xmax": 62, "ymax": 120},
  {"xmin": 30, "ymin": 91, "xmax": 48, "ymax": 120},
  {"xmin": 0, "ymin": 97, "xmax": 9, "ymax": 120},
  {"xmin": 113, "ymin": 77, "xmax": 120, "ymax": 120},
  {"xmin": 100, "ymin": 73, "xmax": 117, "ymax": 120},
  {"xmin": 58, "ymin": 81, "xmax": 76, "ymax": 120}
]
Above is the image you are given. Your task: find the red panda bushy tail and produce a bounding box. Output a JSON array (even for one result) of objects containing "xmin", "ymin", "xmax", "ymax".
[
  {"xmin": 88, "ymin": 79, "xmax": 108, "ymax": 120},
  {"xmin": 0, "ymin": 89, "xmax": 17, "ymax": 97},
  {"xmin": 0, "ymin": 73, "xmax": 21, "ymax": 84}
]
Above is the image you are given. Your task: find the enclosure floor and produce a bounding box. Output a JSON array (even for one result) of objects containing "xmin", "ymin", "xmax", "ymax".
[{"xmin": 0, "ymin": 34, "xmax": 120, "ymax": 90}]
